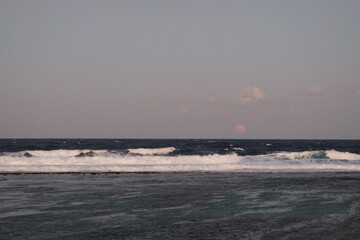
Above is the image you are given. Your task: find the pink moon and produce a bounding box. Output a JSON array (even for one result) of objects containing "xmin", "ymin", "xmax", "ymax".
[{"xmin": 235, "ymin": 124, "xmax": 246, "ymax": 133}]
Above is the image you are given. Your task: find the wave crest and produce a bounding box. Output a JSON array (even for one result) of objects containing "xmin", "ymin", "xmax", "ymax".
[
  {"xmin": 275, "ymin": 150, "xmax": 360, "ymax": 160},
  {"xmin": 127, "ymin": 147, "xmax": 176, "ymax": 155},
  {"xmin": 20, "ymin": 150, "xmax": 108, "ymax": 158}
]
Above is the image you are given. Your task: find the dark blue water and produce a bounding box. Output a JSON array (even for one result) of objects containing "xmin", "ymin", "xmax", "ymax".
[{"xmin": 1, "ymin": 139, "xmax": 360, "ymax": 155}]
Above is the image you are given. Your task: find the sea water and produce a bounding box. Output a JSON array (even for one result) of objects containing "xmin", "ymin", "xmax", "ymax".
[
  {"xmin": 1, "ymin": 139, "xmax": 360, "ymax": 239},
  {"xmin": 1, "ymin": 139, "xmax": 360, "ymax": 173}
]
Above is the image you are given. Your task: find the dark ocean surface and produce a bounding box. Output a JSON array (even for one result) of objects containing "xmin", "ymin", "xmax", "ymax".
[
  {"xmin": 1, "ymin": 139, "xmax": 360, "ymax": 156},
  {"xmin": 1, "ymin": 139, "xmax": 360, "ymax": 239}
]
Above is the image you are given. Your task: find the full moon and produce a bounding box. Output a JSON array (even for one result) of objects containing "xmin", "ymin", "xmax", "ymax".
[{"xmin": 235, "ymin": 124, "xmax": 246, "ymax": 133}]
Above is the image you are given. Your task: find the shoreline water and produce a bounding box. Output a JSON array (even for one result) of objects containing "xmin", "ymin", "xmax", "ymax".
[{"xmin": 1, "ymin": 172, "xmax": 360, "ymax": 239}]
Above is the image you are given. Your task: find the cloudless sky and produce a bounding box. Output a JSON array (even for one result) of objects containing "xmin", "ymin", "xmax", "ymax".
[{"xmin": 1, "ymin": 0, "xmax": 360, "ymax": 138}]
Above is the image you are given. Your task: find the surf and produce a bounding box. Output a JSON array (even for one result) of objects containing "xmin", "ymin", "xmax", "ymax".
[{"xmin": 1, "ymin": 149, "xmax": 360, "ymax": 173}]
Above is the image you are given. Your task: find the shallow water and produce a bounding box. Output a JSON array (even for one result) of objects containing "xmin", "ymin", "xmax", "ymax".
[{"xmin": 1, "ymin": 172, "xmax": 360, "ymax": 239}]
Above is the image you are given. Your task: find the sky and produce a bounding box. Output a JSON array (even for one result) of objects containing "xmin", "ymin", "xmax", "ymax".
[{"xmin": 1, "ymin": 0, "xmax": 360, "ymax": 139}]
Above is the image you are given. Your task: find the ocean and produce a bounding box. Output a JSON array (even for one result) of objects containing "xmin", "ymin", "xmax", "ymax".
[{"xmin": 1, "ymin": 139, "xmax": 360, "ymax": 239}]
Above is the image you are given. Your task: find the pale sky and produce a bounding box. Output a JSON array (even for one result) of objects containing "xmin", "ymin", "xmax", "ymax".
[{"xmin": 1, "ymin": 0, "xmax": 360, "ymax": 139}]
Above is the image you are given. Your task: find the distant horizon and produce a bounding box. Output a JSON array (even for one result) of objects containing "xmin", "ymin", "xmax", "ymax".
[{"xmin": 1, "ymin": 138, "xmax": 359, "ymax": 140}]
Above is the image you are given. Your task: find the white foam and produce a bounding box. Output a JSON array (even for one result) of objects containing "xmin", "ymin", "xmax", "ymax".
[
  {"xmin": 0, "ymin": 154, "xmax": 239, "ymax": 172},
  {"xmin": 326, "ymin": 150, "xmax": 360, "ymax": 160},
  {"xmin": 232, "ymin": 147, "xmax": 245, "ymax": 151},
  {"xmin": 127, "ymin": 147, "xmax": 176, "ymax": 155},
  {"xmin": 1, "ymin": 150, "xmax": 360, "ymax": 173},
  {"xmin": 23, "ymin": 150, "xmax": 108, "ymax": 158},
  {"xmin": 275, "ymin": 150, "xmax": 360, "ymax": 160}
]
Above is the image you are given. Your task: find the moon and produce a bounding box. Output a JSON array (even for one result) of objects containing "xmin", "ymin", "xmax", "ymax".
[{"xmin": 235, "ymin": 124, "xmax": 246, "ymax": 133}]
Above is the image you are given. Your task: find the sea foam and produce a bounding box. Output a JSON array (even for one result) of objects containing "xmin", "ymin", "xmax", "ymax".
[
  {"xmin": 275, "ymin": 150, "xmax": 360, "ymax": 160},
  {"xmin": 1, "ymin": 149, "xmax": 360, "ymax": 173},
  {"xmin": 127, "ymin": 147, "xmax": 176, "ymax": 155}
]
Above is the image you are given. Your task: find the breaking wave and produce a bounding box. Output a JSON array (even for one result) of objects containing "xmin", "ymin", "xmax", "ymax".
[
  {"xmin": 275, "ymin": 150, "xmax": 360, "ymax": 160},
  {"xmin": 0, "ymin": 149, "xmax": 360, "ymax": 173},
  {"xmin": 232, "ymin": 147, "xmax": 245, "ymax": 151},
  {"xmin": 127, "ymin": 147, "xmax": 176, "ymax": 155},
  {"xmin": 21, "ymin": 150, "xmax": 108, "ymax": 158}
]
